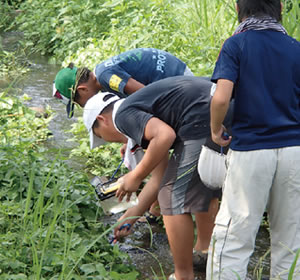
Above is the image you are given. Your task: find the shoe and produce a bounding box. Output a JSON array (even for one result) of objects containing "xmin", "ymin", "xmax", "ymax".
[
  {"xmin": 138, "ymin": 211, "xmax": 161, "ymax": 224},
  {"xmin": 192, "ymin": 249, "xmax": 208, "ymax": 271}
]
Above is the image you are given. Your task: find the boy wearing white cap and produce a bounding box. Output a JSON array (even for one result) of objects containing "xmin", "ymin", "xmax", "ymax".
[
  {"xmin": 83, "ymin": 76, "xmax": 232, "ymax": 280},
  {"xmin": 52, "ymin": 48, "xmax": 195, "ymax": 224}
]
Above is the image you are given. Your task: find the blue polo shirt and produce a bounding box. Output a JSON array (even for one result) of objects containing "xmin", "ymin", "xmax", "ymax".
[
  {"xmin": 94, "ymin": 48, "xmax": 187, "ymax": 98},
  {"xmin": 212, "ymin": 30, "xmax": 300, "ymax": 151}
]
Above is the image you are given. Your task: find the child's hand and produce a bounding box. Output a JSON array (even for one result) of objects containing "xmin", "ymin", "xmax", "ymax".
[
  {"xmin": 113, "ymin": 208, "xmax": 140, "ymax": 241},
  {"xmin": 111, "ymin": 223, "xmax": 132, "ymax": 243},
  {"xmin": 211, "ymin": 125, "xmax": 232, "ymax": 146},
  {"xmin": 115, "ymin": 172, "xmax": 141, "ymax": 202}
]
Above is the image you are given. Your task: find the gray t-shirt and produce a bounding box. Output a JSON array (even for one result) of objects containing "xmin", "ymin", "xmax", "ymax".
[{"xmin": 114, "ymin": 76, "xmax": 213, "ymax": 148}]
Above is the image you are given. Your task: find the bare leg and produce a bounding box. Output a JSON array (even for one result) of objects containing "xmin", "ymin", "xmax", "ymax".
[
  {"xmin": 149, "ymin": 200, "xmax": 161, "ymax": 217},
  {"xmin": 137, "ymin": 199, "xmax": 161, "ymax": 223},
  {"xmin": 194, "ymin": 198, "xmax": 219, "ymax": 252},
  {"xmin": 163, "ymin": 214, "xmax": 195, "ymax": 280}
]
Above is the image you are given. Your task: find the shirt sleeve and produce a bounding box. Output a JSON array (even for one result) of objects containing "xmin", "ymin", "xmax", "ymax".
[
  {"xmin": 114, "ymin": 106, "xmax": 153, "ymax": 146},
  {"xmin": 98, "ymin": 66, "xmax": 131, "ymax": 94},
  {"xmin": 211, "ymin": 36, "xmax": 241, "ymax": 84}
]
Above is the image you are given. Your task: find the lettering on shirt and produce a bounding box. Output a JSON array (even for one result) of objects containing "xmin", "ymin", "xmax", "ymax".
[
  {"xmin": 109, "ymin": 74, "xmax": 122, "ymax": 92},
  {"xmin": 155, "ymin": 50, "xmax": 166, "ymax": 73}
]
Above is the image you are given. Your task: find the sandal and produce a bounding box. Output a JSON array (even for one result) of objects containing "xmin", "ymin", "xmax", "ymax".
[
  {"xmin": 138, "ymin": 211, "xmax": 161, "ymax": 224},
  {"xmin": 193, "ymin": 249, "xmax": 208, "ymax": 271}
]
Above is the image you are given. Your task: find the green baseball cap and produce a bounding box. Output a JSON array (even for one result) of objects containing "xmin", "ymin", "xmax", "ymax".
[{"xmin": 53, "ymin": 67, "xmax": 78, "ymax": 118}]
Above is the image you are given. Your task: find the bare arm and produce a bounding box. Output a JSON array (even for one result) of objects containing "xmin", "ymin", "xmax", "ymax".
[
  {"xmin": 210, "ymin": 79, "xmax": 234, "ymax": 146},
  {"xmin": 113, "ymin": 155, "xmax": 168, "ymax": 239},
  {"xmin": 124, "ymin": 77, "xmax": 145, "ymax": 95},
  {"xmin": 116, "ymin": 117, "xmax": 176, "ymax": 200}
]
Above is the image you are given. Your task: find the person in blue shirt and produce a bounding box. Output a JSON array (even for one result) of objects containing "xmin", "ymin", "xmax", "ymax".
[
  {"xmin": 207, "ymin": 0, "xmax": 300, "ymax": 279},
  {"xmin": 52, "ymin": 48, "xmax": 193, "ymax": 117},
  {"xmin": 94, "ymin": 48, "xmax": 191, "ymax": 97}
]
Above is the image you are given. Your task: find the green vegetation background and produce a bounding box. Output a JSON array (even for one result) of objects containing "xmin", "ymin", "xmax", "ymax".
[{"xmin": 0, "ymin": 0, "xmax": 299, "ymax": 279}]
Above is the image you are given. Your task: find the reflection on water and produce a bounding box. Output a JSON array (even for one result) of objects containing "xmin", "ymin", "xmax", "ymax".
[
  {"xmin": 0, "ymin": 31, "xmax": 84, "ymax": 165},
  {"xmin": 0, "ymin": 31, "xmax": 271, "ymax": 280},
  {"xmin": 14, "ymin": 54, "xmax": 78, "ymax": 146}
]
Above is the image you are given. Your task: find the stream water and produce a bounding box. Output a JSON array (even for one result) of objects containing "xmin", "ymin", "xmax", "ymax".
[{"xmin": 1, "ymin": 31, "xmax": 271, "ymax": 280}]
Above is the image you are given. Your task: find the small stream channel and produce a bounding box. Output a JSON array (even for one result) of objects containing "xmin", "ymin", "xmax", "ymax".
[{"xmin": 1, "ymin": 31, "xmax": 271, "ymax": 280}]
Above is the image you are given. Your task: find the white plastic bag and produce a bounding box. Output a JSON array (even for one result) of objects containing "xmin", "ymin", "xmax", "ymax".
[{"xmin": 198, "ymin": 145, "xmax": 227, "ymax": 190}]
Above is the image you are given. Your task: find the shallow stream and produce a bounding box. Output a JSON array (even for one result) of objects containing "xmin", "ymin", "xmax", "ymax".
[{"xmin": 0, "ymin": 31, "xmax": 271, "ymax": 280}]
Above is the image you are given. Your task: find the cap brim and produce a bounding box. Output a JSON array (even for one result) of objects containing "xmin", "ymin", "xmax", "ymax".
[
  {"xmin": 52, "ymin": 82, "xmax": 57, "ymax": 97},
  {"xmin": 89, "ymin": 130, "xmax": 106, "ymax": 149},
  {"xmin": 53, "ymin": 82, "xmax": 70, "ymax": 106},
  {"xmin": 66, "ymin": 101, "xmax": 75, "ymax": 118}
]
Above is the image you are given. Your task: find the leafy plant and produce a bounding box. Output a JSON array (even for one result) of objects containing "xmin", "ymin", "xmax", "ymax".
[
  {"xmin": 7, "ymin": 0, "xmax": 299, "ymax": 76},
  {"xmin": 282, "ymin": 0, "xmax": 300, "ymax": 40},
  {"xmin": 9, "ymin": 0, "xmax": 113, "ymax": 58},
  {"xmin": 0, "ymin": 1, "xmax": 15, "ymax": 31},
  {"xmin": 62, "ymin": 0, "xmax": 237, "ymax": 76},
  {"xmin": 0, "ymin": 92, "xmax": 139, "ymax": 279},
  {"xmin": 0, "ymin": 48, "xmax": 31, "ymax": 78},
  {"xmin": 0, "ymin": 92, "xmax": 52, "ymax": 147},
  {"xmin": 67, "ymin": 117, "xmax": 127, "ymax": 177}
]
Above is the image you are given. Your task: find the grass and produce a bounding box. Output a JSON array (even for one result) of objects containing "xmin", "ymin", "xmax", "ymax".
[
  {"xmin": 0, "ymin": 93, "xmax": 139, "ymax": 279},
  {"xmin": 288, "ymin": 249, "xmax": 300, "ymax": 279}
]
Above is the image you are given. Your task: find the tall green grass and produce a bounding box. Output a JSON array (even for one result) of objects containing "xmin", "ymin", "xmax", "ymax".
[
  {"xmin": 62, "ymin": 0, "xmax": 238, "ymax": 76},
  {"xmin": 0, "ymin": 93, "xmax": 138, "ymax": 279},
  {"xmin": 6, "ymin": 0, "xmax": 299, "ymax": 75},
  {"xmin": 5, "ymin": 0, "xmax": 299, "ymax": 74}
]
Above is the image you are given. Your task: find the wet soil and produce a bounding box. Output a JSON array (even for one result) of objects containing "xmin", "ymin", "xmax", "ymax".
[{"xmin": 101, "ymin": 212, "xmax": 270, "ymax": 280}]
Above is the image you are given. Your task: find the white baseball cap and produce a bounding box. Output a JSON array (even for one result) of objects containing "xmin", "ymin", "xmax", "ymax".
[{"xmin": 83, "ymin": 92, "xmax": 120, "ymax": 149}]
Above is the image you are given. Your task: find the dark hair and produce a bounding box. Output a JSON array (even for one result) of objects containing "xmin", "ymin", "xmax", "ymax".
[
  {"xmin": 236, "ymin": 0, "xmax": 282, "ymax": 22},
  {"xmin": 68, "ymin": 64, "xmax": 91, "ymax": 103},
  {"xmin": 101, "ymin": 100, "xmax": 117, "ymax": 114},
  {"xmin": 76, "ymin": 67, "xmax": 91, "ymax": 85},
  {"xmin": 93, "ymin": 118, "xmax": 100, "ymax": 129},
  {"xmin": 92, "ymin": 100, "xmax": 117, "ymax": 129}
]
